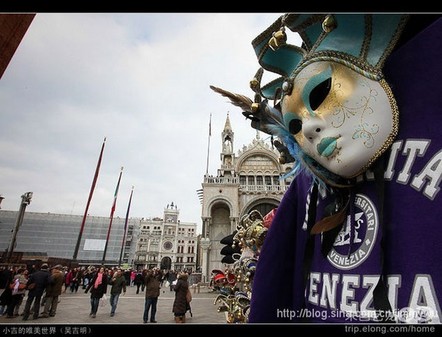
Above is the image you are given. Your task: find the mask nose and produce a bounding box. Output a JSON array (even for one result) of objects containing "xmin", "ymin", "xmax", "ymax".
[{"xmin": 302, "ymin": 116, "xmax": 324, "ymax": 142}]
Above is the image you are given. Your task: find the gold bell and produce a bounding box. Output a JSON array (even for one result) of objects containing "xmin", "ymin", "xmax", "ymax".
[
  {"xmin": 268, "ymin": 28, "xmax": 287, "ymax": 51},
  {"xmin": 251, "ymin": 102, "xmax": 260, "ymax": 113},
  {"xmin": 322, "ymin": 15, "xmax": 337, "ymax": 33},
  {"xmin": 249, "ymin": 77, "xmax": 259, "ymax": 91}
]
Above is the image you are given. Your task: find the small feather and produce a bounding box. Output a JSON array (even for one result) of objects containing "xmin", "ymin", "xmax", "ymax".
[
  {"xmin": 253, "ymin": 100, "xmax": 289, "ymax": 138},
  {"xmin": 209, "ymin": 85, "xmax": 253, "ymax": 112}
]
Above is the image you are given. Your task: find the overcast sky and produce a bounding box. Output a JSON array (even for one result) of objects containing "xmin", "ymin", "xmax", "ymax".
[{"xmin": 0, "ymin": 13, "xmax": 303, "ymax": 232}]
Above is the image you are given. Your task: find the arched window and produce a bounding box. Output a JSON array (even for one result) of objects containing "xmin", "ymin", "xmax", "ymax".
[{"xmin": 249, "ymin": 203, "xmax": 277, "ymax": 217}]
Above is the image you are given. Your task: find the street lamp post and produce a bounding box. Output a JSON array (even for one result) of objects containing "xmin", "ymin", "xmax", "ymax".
[{"xmin": 6, "ymin": 192, "xmax": 33, "ymax": 263}]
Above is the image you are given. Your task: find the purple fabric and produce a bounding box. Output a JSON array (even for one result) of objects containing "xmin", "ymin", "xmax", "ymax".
[{"xmin": 248, "ymin": 17, "xmax": 442, "ymax": 323}]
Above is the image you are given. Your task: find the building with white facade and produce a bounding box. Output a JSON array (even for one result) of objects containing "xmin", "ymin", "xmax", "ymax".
[{"xmin": 134, "ymin": 202, "xmax": 197, "ymax": 272}]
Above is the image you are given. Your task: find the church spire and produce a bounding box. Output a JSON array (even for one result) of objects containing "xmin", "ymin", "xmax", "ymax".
[
  {"xmin": 219, "ymin": 112, "xmax": 235, "ymax": 177},
  {"xmin": 224, "ymin": 112, "xmax": 232, "ymax": 132},
  {"xmin": 221, "ymin": 112, "xmax": 234, "ymax": 155}
]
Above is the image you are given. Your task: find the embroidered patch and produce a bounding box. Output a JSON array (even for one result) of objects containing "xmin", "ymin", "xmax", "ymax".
[{"xmin": 327, "ymin": 194, "xmax": 379, "ymax": 270}]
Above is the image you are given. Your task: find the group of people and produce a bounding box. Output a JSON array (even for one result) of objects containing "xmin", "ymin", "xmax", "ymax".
[
  {"xmin": 84, "ymin": 266, "xmax": 191, "ymax": 323},
  {"xmin": 1, "ymin": 264, "xmax": 193, "ymax": 324},
  {"xmin": 0, "ymin": 263, "xmax": 64, "ymax": 320}
]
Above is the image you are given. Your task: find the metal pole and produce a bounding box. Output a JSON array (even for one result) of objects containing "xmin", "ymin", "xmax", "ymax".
[
  {"xmin": 205, "ymin": 114, "xmax": 211, "ymax": 175},
  {"xmin": 73, "ymin": 137, "xmax": 106, "ymax": 261},
  {"xmin": 118, "ymin": 186, "xmax": 134, "ymax": 267},
  {"xmin": 6, "ymin": 192, "xmax": 32, "ymax": 263},
  {"xmin": 102, "ymin": 167, "xmax": 123, "ymax": 264}
]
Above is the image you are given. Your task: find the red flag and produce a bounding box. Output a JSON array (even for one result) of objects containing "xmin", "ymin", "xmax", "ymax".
[{"xmin": 73, "ymin": 137, "xmax": 106, "ymax": 260}]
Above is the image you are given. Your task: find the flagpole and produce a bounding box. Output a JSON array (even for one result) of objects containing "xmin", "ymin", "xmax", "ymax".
[
  {"xmin": 205, "ymin": 113, "xmax": 212, "ymax": 175},
  {"xmin": 73, "ymin": 137, "xmax": 106, "ymax": 261},
  {"xmin": 118, "ymin": 186, "xmax": 134, "ymax": 267},
  {"xmin": 102, "ymin": 166, "xmax": 123, "ymax": 264}
]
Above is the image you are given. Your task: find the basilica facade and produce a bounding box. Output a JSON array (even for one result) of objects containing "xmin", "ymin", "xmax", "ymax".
[{"xmin": 199, "ymin": 114, "xmax": 292, "ymax": 282}]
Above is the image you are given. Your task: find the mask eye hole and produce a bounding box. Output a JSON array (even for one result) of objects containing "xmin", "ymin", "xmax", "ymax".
[
  {"xmin": 283, "ymin": 112, "xmax": 302, "ymax": 135},
  {"xmin": 309, "ymin": 77, "xmax": 331, "ymax": 111},
  {"xmin": 289, "ymin": 119, "xmax": 302, "ymax": 135}
]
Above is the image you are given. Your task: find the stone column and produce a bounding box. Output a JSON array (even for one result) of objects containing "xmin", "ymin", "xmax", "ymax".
[
  {"xmin": 229, "ymin": 216, "xmax": 238, "ymax": 234},
  {"xmin": 200, "ymin": 238, "xmax": 211, "ymax": 283},
  {"xmin": 202, "ymin": 217, "xmax": 211, "ymax": 239}
]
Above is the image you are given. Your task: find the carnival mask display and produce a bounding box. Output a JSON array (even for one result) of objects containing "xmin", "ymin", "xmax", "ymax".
[{"xmin": 212, "ymin": 14, "xmax": 408, "ymax": 186}]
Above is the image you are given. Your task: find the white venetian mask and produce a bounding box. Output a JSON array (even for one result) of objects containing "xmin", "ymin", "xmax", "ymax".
[{"xmin": 281, "ymin": 61, "xmax": 398, "ymax": 178}]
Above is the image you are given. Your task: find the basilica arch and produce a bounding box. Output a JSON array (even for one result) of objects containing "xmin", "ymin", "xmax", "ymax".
[{"xmin": 241, "ymin": 196, "xmax": 280, "ymax": 220}]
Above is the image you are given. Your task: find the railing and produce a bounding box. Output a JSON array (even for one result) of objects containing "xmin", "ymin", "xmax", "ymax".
[
  {"xmin": 239, "ymin": 184, "xmax": 289, "ymax": 193},
  {"xmin": 203, "ymin": 176, "xmax": 240, "ymax": 184},
  {"xmin": 203, "ymin": 175, "xmax": 289, "ymax": 193}
]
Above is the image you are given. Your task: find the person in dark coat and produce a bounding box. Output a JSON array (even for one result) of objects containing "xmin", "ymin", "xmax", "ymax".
[
  {"xmin": 41, "ymin": 264, "xmax": 65, "ymax": 317},
  {"xmin": 134, "ymin": 271, "xmax": 143, "ymax": 294},
  {"xmin": 0, "ymin": 286, "xmax": 12, "ymax": 317},
  {"xmin": 0, "ymin": 267, "xmax": 13, "ymax": 316},
  {"xmin": 172, "ymin": 272, "xmax": 189, "ymax": 323},
  {"xmin": 0, "ymin": 267, "xmax": 12, "ymax": 290},
  {"xmin": 108, "ymin": 268, "xmax": 126, "ymax": 317},
  {"xmin": 143, "ymin": 268, "xmax": 161, "ymax": 323},
  {"xmin": 4, "ymin": 268, "xmax": 27, "ymax": 318},
  {"xmin": 85, "ymin": 266, "xmax": 107, "ymax": 318},
  {"xmin": 22, "ymin": 263, "xmax": 51, "ymax": 320}
]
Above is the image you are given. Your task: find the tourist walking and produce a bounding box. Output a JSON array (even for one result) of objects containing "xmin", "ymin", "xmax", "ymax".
[
  {"xmin": 84, "ymin": 266, "xmax": 108, "ymax": 318},
  {"xmin": 142, "ymin": 268, "xmax": 161, "ymax": 323},
  {"xmin": 134, "ymin": 271, "xmax": 143, "ymax": 294},
  {"xmin": 41, "ymin": 265, "xmax": 64, "ymax": 318},
  {"xmin": 22, "ymin": 264, "xmax": 51, "ymax": 320},
  {"xmin": 5, "ymin": 268, "xmax": 27, "ymax": 318},
  {"xmin": 108, "ymin": 268, "xmax": 126, "ymax": 317}
]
